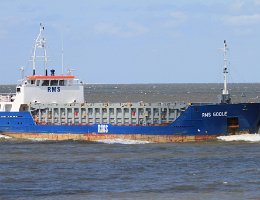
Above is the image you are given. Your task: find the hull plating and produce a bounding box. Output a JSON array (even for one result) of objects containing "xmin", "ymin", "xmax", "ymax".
[
  {"xmin": 3, "ymin": 133, "xmax": 219, "ymax": 142},
  {"xmin": 1, "ymin": 103, "xmax": 260, "ymax": 142}
]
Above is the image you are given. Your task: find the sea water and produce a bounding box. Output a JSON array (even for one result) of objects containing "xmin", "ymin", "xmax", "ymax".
[
  {"xmin": 1, "ymin": 84, "xmax": 260, "ymax": 199},
  {"xmin": 0, "ymin": 137, "xmax": 260, "ymax": 200}
]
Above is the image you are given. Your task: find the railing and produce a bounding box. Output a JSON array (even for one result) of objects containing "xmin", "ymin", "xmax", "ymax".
[{"xmin": 0, "ymin": 93, "xmax": 16, "ymax": 102}]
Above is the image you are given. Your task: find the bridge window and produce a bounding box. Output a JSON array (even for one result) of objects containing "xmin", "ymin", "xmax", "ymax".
[
  {"xmin": 30, "ymin": 80, "xmax": 35, "ymax": 85},
  {"xmin": 59, "ymin": 80, "xmax": 65, "ymax": 86},
  {"xmin": 73, "ymin": 79, "xmax": 79, "ymax": 84},
  {"xmin": 50, "ymin": 80, "xmax": 58, "ymax": 86},
  {"xmin": 36, "ymin": 80, "xmax": 40, "ymax": 86},
  {"xmin": 42, "ymin": 80, "xmax": 49, "ymax": 86},
  {"xmin": 68, "ymin": 80, "xmax": 73, "ymax": 86}
]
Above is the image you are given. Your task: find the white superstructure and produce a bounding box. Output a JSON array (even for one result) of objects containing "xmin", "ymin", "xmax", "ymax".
[{"xmin": 0, "ymin": 24, "xmax": 84, "ymax": 112}]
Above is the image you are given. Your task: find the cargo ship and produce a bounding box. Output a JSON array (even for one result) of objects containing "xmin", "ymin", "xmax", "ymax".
[{"xmin": 1, "ymin": 24, "xmax": 260, "ymax": 142}]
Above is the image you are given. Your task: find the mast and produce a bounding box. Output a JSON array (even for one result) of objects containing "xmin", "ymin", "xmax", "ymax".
[
  {"xmin": 32, "ymin": 23, "xmax": 48, "ymax": 76},
  {"xmin": 220, "ymin": 40, "xmax": 231, "ymax": 104},
  {"xmin": 223, "ymin": 40, "xmax": 228, "ymax": 95}
]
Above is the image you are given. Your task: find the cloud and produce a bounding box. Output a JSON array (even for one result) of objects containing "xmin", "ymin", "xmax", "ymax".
[
  {"xmin": 230, "ymin": 1, "xmax": 245, "ymax": 11},
  {"xmin": 162, "ymin": 11, "xmax": 187, "ymax": 28},
  {"xmin": 229, "ymin": 0, "xmax": 260, "ymax": 13},
  {"xmin": 254, "ymin": 0, "xmax": 260, "ymax": 5},
  {"xmin": 233, "ymin": 28, "xmax": 254, "ymax": 35},
  {"xmin": 94, "ymin": 21, "xmax": 148, "ymax": 37},
  {"xmin": 224, "ymin": 14, "xmax": 260, "ymax": 26}
]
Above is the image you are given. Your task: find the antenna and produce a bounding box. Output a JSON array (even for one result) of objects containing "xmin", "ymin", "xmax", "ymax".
[
  {"xmin": 61, "ymin": 35, "xmax": 64, "ymax": 75},
  {"xmin": 32, "ymin": 23, "xmax": 48, "ymax": 76},
  {"xmin": 19, "ymin": 66, "xmax": 25, "ymax": 79}
]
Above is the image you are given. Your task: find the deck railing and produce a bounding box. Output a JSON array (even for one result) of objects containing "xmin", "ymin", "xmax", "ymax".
[{"xmin": 0, "ymin": 93, "xmax": 16, "ymax": 102}]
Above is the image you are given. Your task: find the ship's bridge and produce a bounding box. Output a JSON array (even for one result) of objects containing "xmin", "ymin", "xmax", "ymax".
[
  {"xmin": 13, "ymin": 73, "xmax": 84, "ymax": 110},
  {"xmin": 25, "ymin": 75, "xmax": 79, "ymax": 88},
  {"xmin": 0, "ymin": 73, "xmax": 85, "ymax": 112}
]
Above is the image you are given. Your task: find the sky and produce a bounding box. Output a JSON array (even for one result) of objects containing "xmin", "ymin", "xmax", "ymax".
[{"xmin": 0, "ymin": 0, "xmax": 260, "ymax": 84}]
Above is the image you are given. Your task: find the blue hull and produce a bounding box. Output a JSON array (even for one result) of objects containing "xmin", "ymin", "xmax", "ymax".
[{"xmin": 1, "ymin": 103, "xmax": 260, "ymax": 137}]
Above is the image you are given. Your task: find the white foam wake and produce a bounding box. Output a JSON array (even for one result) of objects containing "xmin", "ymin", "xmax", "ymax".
[
  {"xmin": 96, "ymin": 138, "xmax": 151, "ymax": 144},
  {"xmin": 217, "ymin": 134, "xmax": 260, "ymax": 142},
  {"xmin": 0, "ymin": 134, "xmax": 11, "ymax": 139},
  {"xmin": 27, "ymin": 138, "xmax": 49, "ymax": 142}
]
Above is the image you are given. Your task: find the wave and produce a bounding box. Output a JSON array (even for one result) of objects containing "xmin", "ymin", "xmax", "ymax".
[
  {"xmin": 27, "ymin": 138, "xmax": 49, "ymax": 142},
  {"xmin": 0, "ymin": 134, "xmax": 11, "ymax": 139},
  {"xmin": 96, "ymin": 138, "xmax": 151, "ymax": 144},
  {"xmin": 217, "ymin": 134, "xmax": 260, "ymax": 142}
]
